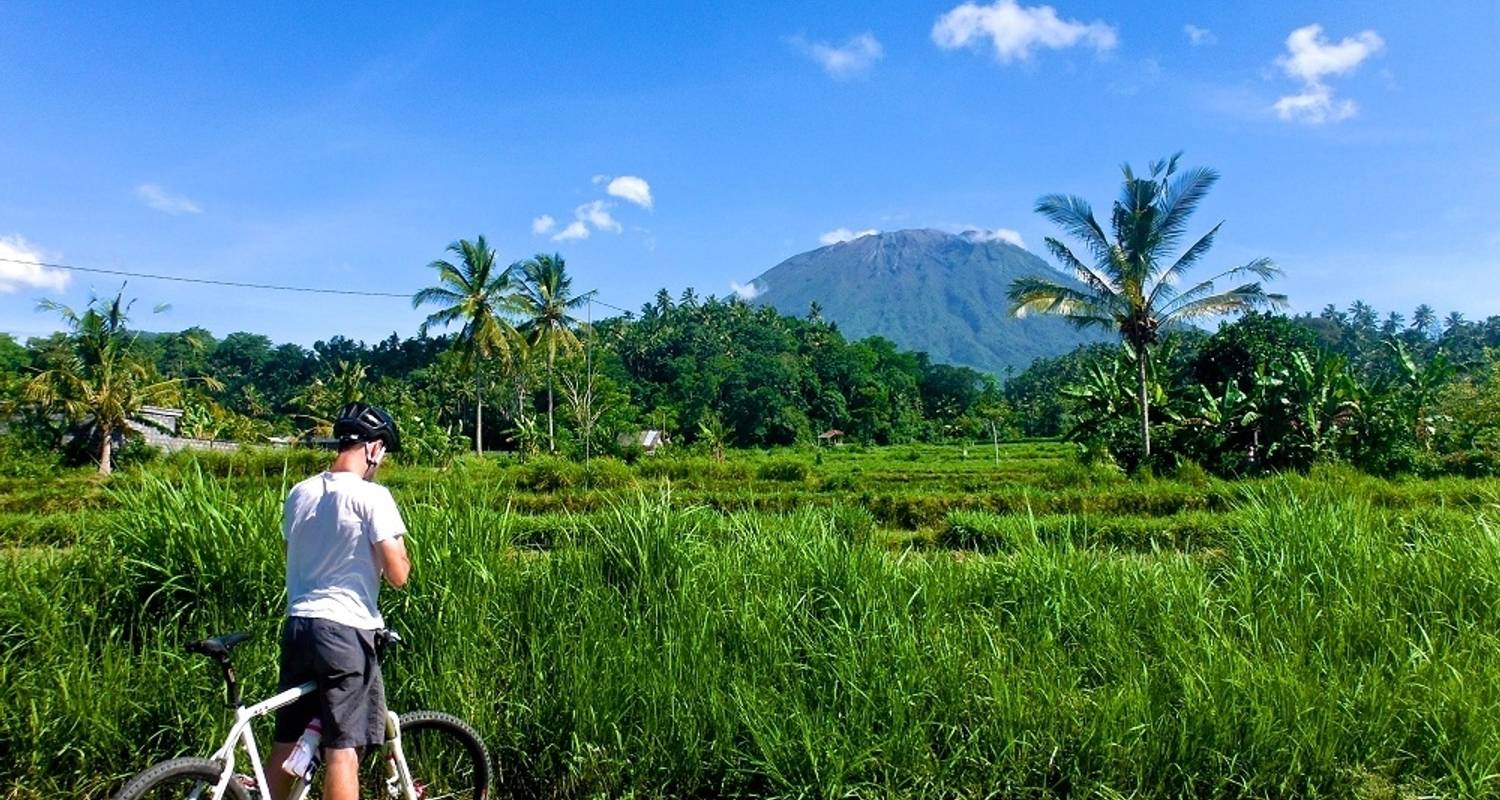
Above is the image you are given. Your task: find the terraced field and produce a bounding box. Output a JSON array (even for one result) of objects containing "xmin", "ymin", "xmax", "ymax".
[{"xmin": 4, "ymin": 444, "xmax": 1500, "ymax": 797}]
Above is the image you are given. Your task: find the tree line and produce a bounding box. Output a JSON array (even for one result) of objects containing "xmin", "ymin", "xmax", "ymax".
[
  {"xmin": 0, "ymin": 270, "xmax": 1010, "ymax": 474},
  {"xmin": 1001, "ymin": 152, "xmax": 1499, "ymax": 478},
  {"xmin": 3, "ymin": 151, "xmax": 1495, "ymax": 478}
]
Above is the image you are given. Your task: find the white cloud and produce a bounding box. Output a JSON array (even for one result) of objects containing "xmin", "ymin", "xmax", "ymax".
[
  {"xmin": 729, "ymin": 281, "xmax": 763, "ymax": 300},
  {"xmin": 790, "ymin": 32, "xmax": 884, "ymax": 79},
  {"xmin": 136, "ymin": 183, "xmax": 202, "ymax": 215},
  {"xmin": 1273, "ymin": 24, "xmax": 1384, "ymax": 124},
  {"xmin": 1184, "ymin": 24, "xmax": 1216, "ymax": 46},
  {"xmin": 0, "ymin": 235, "xmax": 69, "ymax": 293},
  {"xmin": 542, "ymin": 178, "xmax": 647, "ymax": 243},
  {"xmin": 819, "ymin": 227, "xmax": 879, "ymax": 246},
  {"xmin": 605, "ymin": 175, "xmax": 653, "ymax": 209},
  {"xmin": 1273, "ymin": 84, "xmax": 1357, "ymax": 124},
  {"xmin": 576, "ymin": 200, "xmax": 622, "ymax": 233},
  {"xmin": 963, "ymin": 227, "xmax": 1026, "ymax": 247},
  {"xmin": 932, "ymin": 0, "xmax": 1117, "ymax": 63},
  {"xmin": 1278, "ymin": 24, "xmax": 1384, "ymax": 84}
]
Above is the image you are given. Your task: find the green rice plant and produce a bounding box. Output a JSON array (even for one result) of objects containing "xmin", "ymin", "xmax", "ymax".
[
  {"xmin": 5, "ymin": 448, "xmax": 1500, "ymax": 797},
  {"xmin": 938, "ymin": 509, "xmax": 1039, "ymax": 552},
  {"xmin": 754, "ymin": 458, "xmax": 812, "ymax": 483}
]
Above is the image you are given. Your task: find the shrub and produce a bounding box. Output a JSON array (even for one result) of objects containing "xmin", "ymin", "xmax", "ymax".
[
  {"xmin": 826, "ymin": 503, "xmax": 878, "ymax": 546},
  {"xmin": 515, "ymin": 456, "xmax": 583, "ymax": 492},
  {"xmin": 756, "ymin": 459, "xmax": 811, "ymax": 482},
  {"xmin": 581, "ymin": 457, "xmax": 635, "ymax": 489},
  {"xmin": 939, "ymin": 510, "xmax": 1037, "ymax": 552}
]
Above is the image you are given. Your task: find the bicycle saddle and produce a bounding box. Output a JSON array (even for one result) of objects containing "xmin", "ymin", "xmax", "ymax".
[{"xmin": 186, "ymin": 632, "xmax": 251, "ymax": 659}]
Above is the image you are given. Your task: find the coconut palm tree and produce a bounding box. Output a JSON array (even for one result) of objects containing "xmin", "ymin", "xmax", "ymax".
[
  {"xmin": 26, "ymin": 289, "xmax": 216, "ymax": 475},
  {"xmin": 412, "ymin": 236, "xmax": 520, "ymax": 454},
  {"xmin": 513, "ymin": 253, "xmax": 592, "ymax": 452},
  {"xmin": 1410, "ymin": 304, "xmax": 1437, "ymax": 339},
  {"xmin": 1008, "ymin": 153, "xmax": 1285, "ymax": 459}
]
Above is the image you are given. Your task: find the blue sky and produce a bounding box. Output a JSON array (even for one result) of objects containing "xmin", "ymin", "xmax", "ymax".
[{"xmin": 3, "ymin": 1, "xmax": 1498, "ymax": 345}]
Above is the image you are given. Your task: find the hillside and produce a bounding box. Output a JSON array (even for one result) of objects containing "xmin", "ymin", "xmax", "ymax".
[{"xmin": 746, "ymin": 229, "xmax": 1106, "ymax": 374}]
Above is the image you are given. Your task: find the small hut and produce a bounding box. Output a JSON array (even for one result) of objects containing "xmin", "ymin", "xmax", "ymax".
[
  {"xmin": 817, "ymin": 428, "xmax": 846, "ymax": 447},
  {"xmin": 618, "ymin": 429, "xmax": 670, "ymax": 454}
]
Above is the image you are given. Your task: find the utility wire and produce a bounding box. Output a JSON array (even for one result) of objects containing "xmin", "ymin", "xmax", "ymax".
[
  {"xmin": 0, "ymin": 255, "xmax": 641, "ymax": 312},
  {"xmin": 0, "ymin": 256, "xmax": 410, "ymax": 298}
]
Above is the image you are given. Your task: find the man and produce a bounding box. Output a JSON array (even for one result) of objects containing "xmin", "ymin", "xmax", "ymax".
[{"xmin": 267, "ymin": 402, "xmax": 411, "ymax": 800}]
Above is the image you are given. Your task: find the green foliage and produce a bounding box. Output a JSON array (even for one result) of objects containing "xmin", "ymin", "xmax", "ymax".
[
  {"xmin": 1010, "ymin": 152, "xmax": 1285, "ymax": 458},
  {"xmin": 755, "ymin": 458, "xmax": 812, "ymax": 482},
  {"xmin": 5, "ymin": 453, "xmax": 1500, "ymax": 797},
  {"xmin": 1010, "ymin": 307, "xmax": 1500, "ymax": 479}
]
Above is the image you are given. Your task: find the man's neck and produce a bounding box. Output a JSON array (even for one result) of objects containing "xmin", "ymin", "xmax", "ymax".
[{"xmin": 329, "ymin": 449, "xmax": 367, "ymax": 476}]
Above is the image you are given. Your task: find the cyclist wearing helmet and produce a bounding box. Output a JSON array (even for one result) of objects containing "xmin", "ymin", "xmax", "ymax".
[{"xmin": 266, "ymin": 402, "xmax": 410, "ymax": 800}]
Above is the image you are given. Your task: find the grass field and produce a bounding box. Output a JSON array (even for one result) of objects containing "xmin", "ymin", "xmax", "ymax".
[{"xmin": 4, "ymin": 443, "xmax": 1500, "ymax": 798}]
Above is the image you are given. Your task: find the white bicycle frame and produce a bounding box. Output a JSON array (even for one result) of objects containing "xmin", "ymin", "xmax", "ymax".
[{"xmin": 203, "ymin": 680, "xmax": 417, "ymax": 800}]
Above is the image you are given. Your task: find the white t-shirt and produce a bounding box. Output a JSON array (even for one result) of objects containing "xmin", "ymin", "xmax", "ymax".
[{"xmin": 283, "ymin": 471, "xmax": 407, "ymax": 630}]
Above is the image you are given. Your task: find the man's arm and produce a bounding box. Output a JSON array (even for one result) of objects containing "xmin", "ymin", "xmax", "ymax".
[{"xmin": 373, "ymin": 536, "xmax": 410, "ymax": 588}]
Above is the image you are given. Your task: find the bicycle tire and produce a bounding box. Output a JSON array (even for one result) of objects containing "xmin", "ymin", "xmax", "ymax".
[
  {"xmin": 113, "ymin": 757, "xmax": 251, "ymax": 800},
  {"xmin": 365, "ymin": 710, "xmax": 492, "ymax": 800}
]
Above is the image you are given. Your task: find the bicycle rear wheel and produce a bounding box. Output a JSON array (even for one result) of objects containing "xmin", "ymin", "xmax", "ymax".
[
  {"xmin": 366, "ymin": 710, "xmax": 491, "ymax": 800},
  {"xmin": 114, "ymin": 757, "xmax": 251, "ymax": 800}
]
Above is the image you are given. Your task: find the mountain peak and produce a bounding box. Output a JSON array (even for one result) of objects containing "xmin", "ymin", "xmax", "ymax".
[{"xmin": 747, "ymin": 229, "xmax": 1103, "ymax": 374}]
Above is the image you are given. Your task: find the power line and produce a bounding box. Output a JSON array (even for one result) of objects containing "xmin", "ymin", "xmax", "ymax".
[
  {"xmin": 0, "ymin": 256, "xmax": 411, "ymax": 298},
  {"xmin": 1, "ymin": 255, "xmax": 641, "ymax": 312}
]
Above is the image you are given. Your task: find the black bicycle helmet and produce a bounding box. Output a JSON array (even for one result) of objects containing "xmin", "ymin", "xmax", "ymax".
[{"xmin": 332, "ymin": 402, "xmax": 402, "ymax": 453}]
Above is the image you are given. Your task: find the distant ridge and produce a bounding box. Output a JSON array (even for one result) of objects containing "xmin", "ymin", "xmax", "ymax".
[{"xmin": 745, "ymin": 228, "xmax": 1106, "ymax": 375}]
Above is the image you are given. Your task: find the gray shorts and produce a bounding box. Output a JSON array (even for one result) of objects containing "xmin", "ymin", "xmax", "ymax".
[{"xmin": 274, "ymin": 616, "xmax": 387, "ymax": 750}]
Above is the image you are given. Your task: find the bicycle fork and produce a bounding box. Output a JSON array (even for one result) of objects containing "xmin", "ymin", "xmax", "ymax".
[{"xmin": 380, "ymin": 709, "xmax": 421, "ymax": 800}]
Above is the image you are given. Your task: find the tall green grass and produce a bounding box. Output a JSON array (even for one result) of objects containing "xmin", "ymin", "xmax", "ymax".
[{"xmin": 3, "ymin": 463, "xmax": 1500, "ymax": 797}]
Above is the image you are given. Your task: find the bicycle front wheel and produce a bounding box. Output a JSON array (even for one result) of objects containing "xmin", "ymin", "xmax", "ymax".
[
  {"xmin": 113, "ymin": 757, "xmax": 251, "ymax": 800},
  {"xmin": 367, "ymin": 710, "xmax": 491, "ymax": 800}
]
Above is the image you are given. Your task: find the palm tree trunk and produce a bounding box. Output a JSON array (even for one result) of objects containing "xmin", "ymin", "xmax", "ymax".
[
  {"xmin": 1137, "ymin": 349, "xmax": 1152, "ymax": 459},
  {"xmin": 475, "ymin": 368, "xmax": 484, "ymax": 455},
  {"xmin": 546, "ymin": 349, "xmax": 555, "ymax": 453},
  {"xmin": 98, "ymin": 423, "xmax": 113, "ymax": 476}
]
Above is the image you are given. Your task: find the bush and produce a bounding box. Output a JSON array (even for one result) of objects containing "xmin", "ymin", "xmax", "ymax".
[
  {"xmin": 581, "ymin": 457, "xmax": 635, "ymax": 489},
  {"xmin": 826, "ymin": 503, "xmax": 878, "ymax": 546},
  {"xmin": 515, "ymin": 456, "xmax": 583, "ymax": 492},
  {"xmin": 938, "ymin": 510, "xmax": 1037, "ymax": 552},
  {"xmin": 755, "ymin": 458, "xmax": 811, "ymax": 482},
  {"xmin": 0, "ymin": 432, "xmax": 60, "ymax": 479}
]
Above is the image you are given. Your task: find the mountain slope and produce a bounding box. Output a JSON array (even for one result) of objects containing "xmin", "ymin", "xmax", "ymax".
[{"xmin": 746, "ymin": 228, "xmax": 1107, "ymax": 375}]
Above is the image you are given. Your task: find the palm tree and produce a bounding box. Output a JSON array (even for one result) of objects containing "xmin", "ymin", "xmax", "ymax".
[
  {"xmin": 290, "ymin": 359, "xmax": 369, "ymax": 436},
  {"xmin": 1444, "ymin": 311, "xmax": 1467, "ymax": 334},
  {"xmin": 1411, "ymin": 304, "xmax": 1437, "ymax": 338},
  {"xmin": 412, "ymin": 236, "xmax": 520, "ymax": 455},
  {"xmin": 26, "ymin": 289, "xmax": 215, "ymax": 475},
  {"xmin": 1008, "ymin": 153, "xmax": 1285, "ymax": 459},
  {"xmin": 514, "ymin": 253, "xmax": 592, "ymax": 452}
]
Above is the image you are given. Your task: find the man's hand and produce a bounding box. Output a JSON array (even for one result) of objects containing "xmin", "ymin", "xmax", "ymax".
[{"xmin": 373, "ymin": 536, "xmax": 410, "ymax": 588}]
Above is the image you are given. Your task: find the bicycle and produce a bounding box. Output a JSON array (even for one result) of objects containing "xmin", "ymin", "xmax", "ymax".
[{"xmin": 114, "ymin": 629, "xmax": 491, "ymax": 800}]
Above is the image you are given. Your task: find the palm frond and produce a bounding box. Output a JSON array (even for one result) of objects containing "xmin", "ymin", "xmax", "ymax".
[
  {"xmin": 1043, "ymin": 237, "xmax": 1120, "ymax": 305},
  {"xmin": 1034, "ymin": 194, "xmax": 1113, "ymax": 263},
  {"xmin": 1008, "ymin": 277, "xmax": 1120, "ymax": 326},
  {"xmin": 1153, "ymin": 166, "xmax": 1219, "ymax": 252},
  {"xmin": 411, "ymin": 286, "xmax": 465, "ymax": 310},
  {"xmin": 1158, "ymin": 257, "xmax": 1281, "ymax": 319},
  {"xmin": 1145, "ymin": 222, "xmax": 1221, "ymax": 308},
  {"xmin": 1162, "ymin": 283, "xmax": 1287, "ymax": 322}
]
